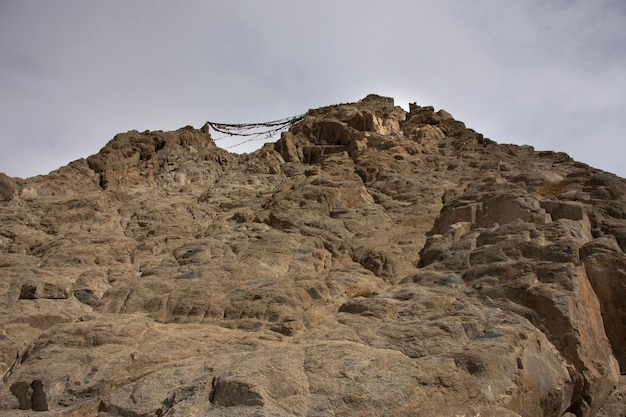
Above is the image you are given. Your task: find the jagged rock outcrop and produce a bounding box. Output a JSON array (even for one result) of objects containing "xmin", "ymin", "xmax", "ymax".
[
  {"xmin": 0, "ymin": 173, "xmax": 16, "ymax": 202},
  {"xmin": 1, "ymin": 95, "xmax": 625, "ymax": 416}
]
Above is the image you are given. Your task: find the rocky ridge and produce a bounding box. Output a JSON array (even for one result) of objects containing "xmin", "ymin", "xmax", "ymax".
[{"xmin": 0, "ymin": 95, "xmax": 625, "ymax": 416}]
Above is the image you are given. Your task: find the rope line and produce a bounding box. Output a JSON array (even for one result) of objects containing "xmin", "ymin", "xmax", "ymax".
[{"xmin": 205, "ymin": 114, "xmax": 305, "ymax": 149}]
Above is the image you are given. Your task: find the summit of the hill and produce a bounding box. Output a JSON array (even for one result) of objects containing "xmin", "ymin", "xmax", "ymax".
[{"xmin": 1, "ymin": 95, "xmax": 625, "ymax": 416}]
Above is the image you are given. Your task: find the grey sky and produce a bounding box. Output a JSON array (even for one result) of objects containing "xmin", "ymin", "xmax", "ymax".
[{"xmin": 1, "ymin": 0, "xmax": 625, "ymax": 178}]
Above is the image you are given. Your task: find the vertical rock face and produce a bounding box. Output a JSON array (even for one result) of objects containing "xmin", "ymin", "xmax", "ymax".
[
  {"xmin": 1, "ymin": 94, "xmax": 625, "ymax": 416},
  {"xmin": 0, "ymin": 173, "xmax": 16, "ymax": 202}
]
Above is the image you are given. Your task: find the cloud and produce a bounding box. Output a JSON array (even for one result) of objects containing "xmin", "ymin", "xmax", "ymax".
[{"xmin": 0, "ymin": 0, "xmax": 625, "ymax": 178}]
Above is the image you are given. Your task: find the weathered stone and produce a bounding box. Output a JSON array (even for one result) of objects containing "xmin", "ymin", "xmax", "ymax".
[
  {"xmin": 210, "ymin": 376, "xmax": 265, "ymax": 407},
  {"xmin": 0, "ymin": 173, "xmax": 15, "ymax": 202},
  {"xmin": 597, "ymin": 375, "xmax": 626, "ymax": 417},
  {"xmin": 432, "ymin": 200, "xmax": 480, "ymax": 234},
  {"xmin": 581, "ymin": 236, "xmax": 626, "ymax": 369},
  {"xmin": 1, "ymin": 95, "xmax": 625, "ymax": 416}
]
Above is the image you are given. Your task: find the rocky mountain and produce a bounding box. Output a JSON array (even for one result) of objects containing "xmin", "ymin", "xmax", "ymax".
[{"xmin": 1, "ymin": 95, "xmax": 625, "ymax": 416}]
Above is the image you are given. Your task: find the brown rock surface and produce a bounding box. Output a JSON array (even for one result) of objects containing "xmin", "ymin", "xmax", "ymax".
[
  {"xmin": 0, "ymin": 173, "xmax": 16, "ymax": 202},
  {"xmin": 1, "ymin": 95, "xmax": 625, "ymax": 416}
]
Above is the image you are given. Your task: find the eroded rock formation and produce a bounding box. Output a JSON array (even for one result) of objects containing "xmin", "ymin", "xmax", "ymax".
[{"xmin": 1, "ymin": 95, "xmax": 625, "ymax": 416}]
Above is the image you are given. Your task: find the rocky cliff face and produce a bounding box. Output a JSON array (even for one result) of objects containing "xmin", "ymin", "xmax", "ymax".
[{"xmin": 1, "ymin": 95, "xmax": 625, "ymax": 416}]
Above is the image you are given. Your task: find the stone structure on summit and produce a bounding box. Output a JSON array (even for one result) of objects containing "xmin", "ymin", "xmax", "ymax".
[{"xmin": 0, "ymin": 95, "xmax": 625, "ymax": 416}]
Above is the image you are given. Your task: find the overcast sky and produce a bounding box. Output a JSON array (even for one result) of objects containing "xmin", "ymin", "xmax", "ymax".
[{"xmin": 1, "ymin": 0, "xmax": 625, "ymax": 179}]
